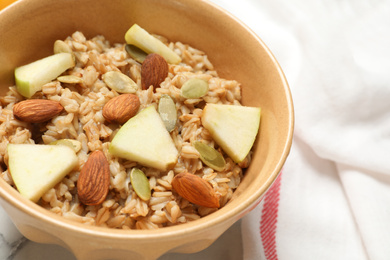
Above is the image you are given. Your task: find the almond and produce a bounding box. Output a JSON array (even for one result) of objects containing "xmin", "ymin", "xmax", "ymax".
[
  {"xmin": 141, "ymin": 53, "xmax": 168, "ymax": 90},
  {"xmin": 102, "ymin": 93, "xmax": 140, "ymax": 124},
  {"xmin": 77, "ymin": 150, "xmax": 110, "ymax": 205},
  {"xmin": 172, "ymin": 172, "xmax": 220, "ymax": 208},
  {"xmin": 13, "ymin": 99, "xmax": 64, "ymax": 123}
]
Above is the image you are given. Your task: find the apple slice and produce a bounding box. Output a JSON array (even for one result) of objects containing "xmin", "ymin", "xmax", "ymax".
[
  {"xmin": 109, "ymin": 106, "xmax": 179, "ymax": 171},
  {"xmin": 7, "ymin": 143, "xmax": 78, "ymax": 202},
  {"xmin": 201, "ymin": 104, "xmax": 261, "ymax": 163},
  {"xmin": 15, "ymin": 52, "xmax": 75, "ymax": 98},
  {"xmin": 125, "ymin": 24, "xmax": 182, "ymax": 64}
]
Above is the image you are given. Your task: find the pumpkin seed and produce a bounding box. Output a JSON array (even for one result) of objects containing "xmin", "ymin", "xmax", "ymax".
[
  {"xmin": 53, "ymin": 40, "xmax": 76, "ymax": 63},
  {"xmin": 57, "ymin": 75, "xmax": 83, "ymax": 84},
  {"xmin": 181, "ymin": 78, "xmax": 209, "ymax": 99},
  {"xmin": 130, "ymin": 168, "xmax": 151, "ymax": 201},
  {"xmin": 193, "ymin": 141, "xmax": 226, "ymax": 172},
  {"xmin": 102, "ymin": 71, "xmax": 138, "ymax": 94},
  {"xmin": 125, "ymin": 44, "xmax": 148, "ymax": 63},
  {"xmin": 49, "ymin": 139, "xmax": 82, "ymax": 153},
  {"xmin": 54, "ymin": 40, "xmax": 73, "ymax": 54},
  {"xmin": 158, "ymin": 94, "xmax": 177, "ymax": 132}
]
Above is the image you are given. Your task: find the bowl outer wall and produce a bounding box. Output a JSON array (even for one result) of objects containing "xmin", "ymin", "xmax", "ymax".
[{"xmin": 0, "ymin": 0, "xmax": 294, "ymax": 258}]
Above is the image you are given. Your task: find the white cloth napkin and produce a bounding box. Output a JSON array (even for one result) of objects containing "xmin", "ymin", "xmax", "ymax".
[{"xmin": 211, "ymin": 0, "xmax": 390, "ymax": 259}]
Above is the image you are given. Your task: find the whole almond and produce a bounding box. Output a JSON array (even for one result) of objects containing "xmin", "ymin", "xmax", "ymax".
[
  {"xmin": 13, "ymin": 99, "xmax": 64, "ymax": 123},
  {"xmin": 141, "ymin": 53, "xmax": 168, "ymax": 91},
  {"xmin": 172, "ymin": 172, "xmax": 220, "ymax": 208},
  {"xmin": 102, "ymin": 93, "xmax": 140, "ymax": 124},
  {"xmin": 77, "ymin": 150, "xmax": 110, "ymax": 205}
]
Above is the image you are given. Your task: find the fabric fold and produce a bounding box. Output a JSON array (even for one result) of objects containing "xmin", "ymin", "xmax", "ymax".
[
  {"xmin": 222, "ymin": 0, "xmax": 390, "ymax": 259},
  {"xmin": 337, "ymin": 164, "xmax": 390, "ymax": 260}
]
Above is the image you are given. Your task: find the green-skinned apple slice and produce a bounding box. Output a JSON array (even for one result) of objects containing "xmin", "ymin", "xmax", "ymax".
[
  {"xmin": 109, "ymin": 106, "xmax": 179, "ymax": 171},
  {"xmin": 7, "ymin": 143, "xmax": 78, "ymax": 203},
  {"xmin": 125, "ymin": 24, "xmax": 182, "ymax": 64},
  {"xmin": 201, "ymin": 104, "xmax": 261, "ymax": 163},
  {"xmin": 14, "ymin": 52, "xmax": 75, "ymax": 98}
]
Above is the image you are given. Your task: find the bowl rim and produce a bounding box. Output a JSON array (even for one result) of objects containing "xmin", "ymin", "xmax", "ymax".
[{"xmin": 0, "ymin": 0, "xmax": 294, "ymax": 240}]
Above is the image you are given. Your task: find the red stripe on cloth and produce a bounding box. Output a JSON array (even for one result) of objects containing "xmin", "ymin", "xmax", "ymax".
[{"xmin": 260, "ymin": 172, "xmax": 282, "ymax": 260}]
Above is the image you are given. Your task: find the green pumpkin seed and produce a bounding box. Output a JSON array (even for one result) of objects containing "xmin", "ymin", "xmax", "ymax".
[
  {"xmin": 49, "ymin": 139, "xmax": 82, "ymax": 153},
  {"xmin": 57, "ymin": 75, "xmax": 83, "ymax": 84},
  {"xmin": 125, "ymin": 44, "xmax": 148, "ymax": 63},
  {"xmin": 193, "ymin": 141, "xmax": 226, "ymax": 172},
  {"xmin": 102, "ymin": 71, "xmax": 138, "ymax": 94},
  {"xmin": 130, "ymin": 168, "xmax": 151, "ymax": 201},
  {"xmin": 181, "ymin": 78, "xmax": 209, "ymax": 99},
  {"xmin": 158, "ymin": 94, "xmax": 177, "ymax": 132}
]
